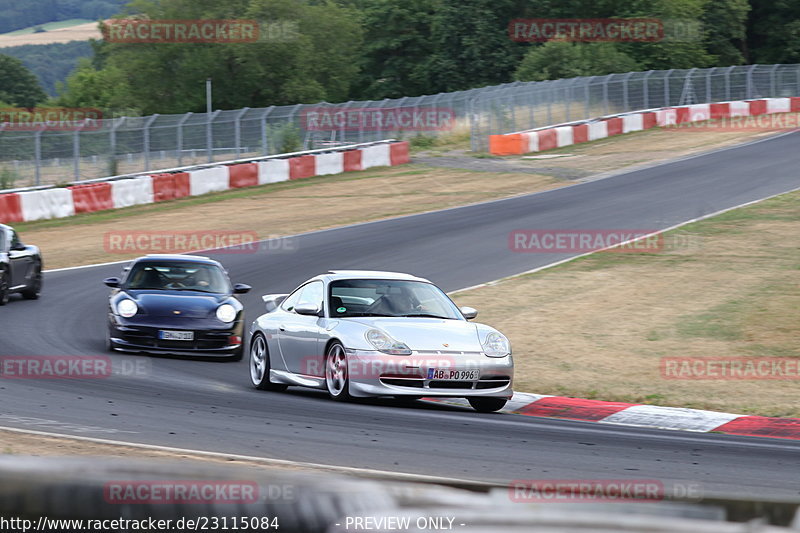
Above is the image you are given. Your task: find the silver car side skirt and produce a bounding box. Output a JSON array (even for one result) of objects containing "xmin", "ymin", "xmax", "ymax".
[{"xmin": 270, "ymin": 369, "xmax": 326, "ymax": 389}]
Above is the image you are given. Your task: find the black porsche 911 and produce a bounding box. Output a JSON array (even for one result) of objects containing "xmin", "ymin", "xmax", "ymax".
[
  {"xmin": 0, "ymin": 224, "xmax": 43, "ymax": 305},
  {"xmin": 104, "ymin": 254, "xmax": 251, "ymax": 360}
]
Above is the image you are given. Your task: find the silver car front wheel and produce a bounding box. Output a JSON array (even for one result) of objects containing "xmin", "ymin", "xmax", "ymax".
[
  {"xmin": 250, "ymin": 333, "xmax": 287, "ymax": 391},
  {"xmin": 325, "ymin": 342, "xmax": 351, "ymax": 401}
]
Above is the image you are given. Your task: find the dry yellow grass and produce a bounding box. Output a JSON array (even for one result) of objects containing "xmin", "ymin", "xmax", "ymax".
[
  {"xmin": 452, "ymin": 192, "xmax": 800, "ymax": 417},
  {"xmin": 0, "ymin": 22, "xmax": 101, "ymax": 47}
]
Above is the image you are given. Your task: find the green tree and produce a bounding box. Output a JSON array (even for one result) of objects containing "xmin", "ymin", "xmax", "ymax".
[
  {"xmin": 423, "ymin": 0, "xmax": 528, "ymax": 93},
  {"xmin": 0, "ymin": 54, "xmax": 47, "ymax": 107},
  {"xmin": 515, "ymin": 41, "xmax": 640, "ymax": 81},
  {"xmin": 352, "ymin": 0, "xmax": 435, "ymax": 99},
  {"xmin": 701, "ymin": 0, "xmax": 749, "ymax": 65},
  {"xmin": 747, "ymin": 0, "xmax": 800, "ymax": 63}
]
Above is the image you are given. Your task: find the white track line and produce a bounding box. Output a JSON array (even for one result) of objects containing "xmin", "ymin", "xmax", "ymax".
[{"xmin": 0, "ymin": 424, "xmax": 494, "ymax": 487}]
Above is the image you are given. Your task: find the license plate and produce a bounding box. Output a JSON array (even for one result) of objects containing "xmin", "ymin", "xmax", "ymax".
[
  {"xmin": 159, "ymin": 330, "xmax": 194, "ymax": 341},
  {"xmin": 427, "ymin": 368, "xmax": 480, "ymax": 380}
]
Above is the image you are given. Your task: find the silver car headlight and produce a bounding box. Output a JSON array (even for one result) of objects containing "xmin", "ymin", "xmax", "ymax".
[
  {"xmin": 117, "ymin": 299, "xmax": 138, "ymax": 318},
  {"xmin": 482, "ymin": 331, "xmax": 510, "ymax": 357},
  {"xmin": 366, "ymin": 329, "xmax": 412, "ymax": 355},
  {"xmin": 216, "ymin": 304, "xmax": 237, "ymax": 323}
]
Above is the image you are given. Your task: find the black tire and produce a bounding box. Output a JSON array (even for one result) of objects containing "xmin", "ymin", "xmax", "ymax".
[
  {"xmin": 467, "ymin": 397, "xmax": 508, "ymax": 413},
  {"xmin": 250, "ymin": 333, "xmax": 288, "ymax": 391},
  {"xmin": 21, "ymin": 263, "xmax": 42, "ymax": 300},
  {"xmin": 0, "ymin": 271, "xmax": 8, "ymax": 306},
  {"xmin": 394, "ymin": 396, "xmax": 422, "ymax": 403},
  {"xmin": 325, "ymin": 341, "xmax": 351, "ymax": 401}
]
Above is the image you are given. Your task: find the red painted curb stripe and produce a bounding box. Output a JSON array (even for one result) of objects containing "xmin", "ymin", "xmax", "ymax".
[
  {"xmin": 516, "ymin": 396, "xmax": 634, "ymax": 421},
  {"xmin": 713, "ymin": 416, "xmax": 800, "ymax": 440}
]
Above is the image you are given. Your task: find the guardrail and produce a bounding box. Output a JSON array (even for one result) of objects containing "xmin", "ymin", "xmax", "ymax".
[{"xmin": 0, "ymin": 140, "xmax": 410, "ymax": 224}]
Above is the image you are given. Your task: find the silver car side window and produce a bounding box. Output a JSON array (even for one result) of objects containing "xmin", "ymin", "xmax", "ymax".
[
  {"xmin": 280, "ymin": 286, "xmax": 304, "ymax": 312},
  {"xmin": 297, "ymin": 281, "xmax": 323, "ymax": 309}
]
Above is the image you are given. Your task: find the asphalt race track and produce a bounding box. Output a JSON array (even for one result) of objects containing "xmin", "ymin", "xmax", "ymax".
[{"xmin": 1, "ymin": 132, "xmax": 799, "ymax": 499}]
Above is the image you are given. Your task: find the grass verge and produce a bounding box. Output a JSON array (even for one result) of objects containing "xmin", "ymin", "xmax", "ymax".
[{"xmin": 452, "ymin": 190, "xmax": 800, "ymax": 417}]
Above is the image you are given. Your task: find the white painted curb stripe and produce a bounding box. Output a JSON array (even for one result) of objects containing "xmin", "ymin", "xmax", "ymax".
[{"xmin": 598, "ymin": 404, "xmax": 742, "ymax": 433}]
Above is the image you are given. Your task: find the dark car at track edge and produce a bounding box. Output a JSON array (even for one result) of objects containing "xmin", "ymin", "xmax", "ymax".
[
  {"xmin": 0, "ymin": 224, "xmax": 43, "ymax": 305},
  {"xmin": 104, "ymin": 254, "xmax": 251, "ymax": 360}
]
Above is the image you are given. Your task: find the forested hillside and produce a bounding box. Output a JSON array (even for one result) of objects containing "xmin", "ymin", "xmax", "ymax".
[
  {"xmin": 0, "ymin": 0, "xmax": 126, "ymax": 34},
  {"xmin": 2, "ymin": 41, "xmax": 92, "ymax": 96}
]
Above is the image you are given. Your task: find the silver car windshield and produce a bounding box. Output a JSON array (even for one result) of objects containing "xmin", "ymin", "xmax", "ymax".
[
  {"xmin": 125, "ymin": 262, "xmax": 231, "ymax": 294},
  {"xmin": 329, "ymin": 279, "xmax": 462, "ymax": 319}
]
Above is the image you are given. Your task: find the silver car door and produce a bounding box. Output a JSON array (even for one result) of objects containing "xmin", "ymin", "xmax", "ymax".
[{"xmin": 276, "ymin": 281, "xmax": 324, "ymax": 375}]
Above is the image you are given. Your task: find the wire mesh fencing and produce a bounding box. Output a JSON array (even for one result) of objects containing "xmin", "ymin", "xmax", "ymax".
[{"xmin": 1, "ymin": 64, "xmax": 798, "ymax": 189}]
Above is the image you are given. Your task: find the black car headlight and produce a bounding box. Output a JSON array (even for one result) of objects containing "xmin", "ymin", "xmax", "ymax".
[
  {"xmin": 117, "ymin": 299, "xmax": 138, "ymax": 318},
  {"xmin": 216, "ymin": 304, "xmax": 237, "ymax": 323}
]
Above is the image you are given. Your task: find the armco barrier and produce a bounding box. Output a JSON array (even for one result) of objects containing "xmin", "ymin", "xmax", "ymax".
[
  {"xmin": 258, "ymin": 159, "xmax": 290, "ymax": 184},
  {"xmin": 343, "ymin": 150, "xmax": 363, "ymax": 171},
  {"xmin": 0, "ymin": 141, "xmax": 410, "ymax": 223},
  {"xmin": 488, "ymin": 98, "xmax": 800, "ymax": 156},
  {"xmin": 111, "ymin": 177, "xmax": 154, "ymax": 209},
  {"xmin": 19, "ymin": 188, "xmax": 75, "ymax": 221},
  {"xmin": 0, "ymin": 193, "xmax": 22, "ymax": 224},
  {"xmin": 289, "ymin": 155, "xmax": 316, "ymax": 180},
  {"xmin": 70, "ymin": 183, "xmax": 113, "ymax": 214},
  {"xmin": 749, "ymin": 99, "xmax": 767, "ymax": 116},
  {"xmin": 315, "ymin": 152, "xmax": 344, "ymax": 176},
  {"xmin": 361, "ymin": 144, "xmax": 392, "ymax": 169},
  {"xmin": 389, "ymin": 142, "xmax": 410, "ymax": 166},
  {"xmin": 151, "ymin": 172, "xmax": 190, "ymax": 202},
  {"xmin": 189, "ymin": 167, "xmax": 229, "ymax": 196},
  {"xmin": 228, "ymin": 163, "xmax": 258, "ymax": 188}
]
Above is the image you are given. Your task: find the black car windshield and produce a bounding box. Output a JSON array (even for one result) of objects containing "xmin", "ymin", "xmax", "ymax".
[
  {"xmin": 329, "ymin": 279, "xmax": 462, "ymax": 319},
  {"xmin": 125, "ymin": 262, "xmax": 230, "ymax": 293}
]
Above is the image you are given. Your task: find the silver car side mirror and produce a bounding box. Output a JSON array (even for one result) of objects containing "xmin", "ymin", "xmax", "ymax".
[
  {"xmin": 295, "ymin": 303, "xmax": 321, "ymax": 317},
  {"xmin": 460, "ymin": 306, "xmax": 478, "ymax": 320}
]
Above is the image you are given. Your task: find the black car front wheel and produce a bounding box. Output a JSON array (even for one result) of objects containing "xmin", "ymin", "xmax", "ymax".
[
  {"xmin": 0, "ymin": 271, "xmax": 9, "ymax": 306},
  {"xmin": 21, "ymin": 264, "xmax": 42, "ymax": 300}
]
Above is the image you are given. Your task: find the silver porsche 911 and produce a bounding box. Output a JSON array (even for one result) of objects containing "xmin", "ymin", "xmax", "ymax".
[{"xmin": 248, "ymin": 271, "xmax": 513, "ymax": 412}]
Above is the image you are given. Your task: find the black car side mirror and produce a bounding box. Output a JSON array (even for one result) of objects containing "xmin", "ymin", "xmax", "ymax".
[
  {"xmin": 104, "ymin": 277, "xmax": 121, "ymax": 288},
  {"xmin": 10, "ymin": 242, "xmax": 25, "ymax": 251},
  {"xmin": 233, "ymin": 283, "xmax": 251, "ymax": 294}
]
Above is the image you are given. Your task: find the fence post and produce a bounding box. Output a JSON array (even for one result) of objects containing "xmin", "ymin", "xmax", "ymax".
[
  {"xmin": 769, "ymin": 64, "xmax": 779, "ymax": 96},
  {"xmin": 73, "ymin": 125, "xmax": 82, "ymax": 180},
  {"xmin": 206, "ymin": 110, "xmax": 221, "ymax": 162},
  {"xmin": 234, "ymin": 107, "xmax": 248, "ymax": 158},
  {"xmin": 622, "ymin": 72, "xmax": 634, "ymax": 111},
  {"xmin": 260, "ymin": 107, "xmax": 273, "ymax": 155},
  {"xmin": 663, "ymin": 69, "xmax": 674, "ymax": 106},
  {"xmin": 34, "ymin": 125, "xmax": 44, "ymax": 186},
  {"xmin": 142, "ymin": 114, "xmax": 158, "ymax": 172},
  {"xmin": 725, "ymin": 66, "xmax": 735, "ymax": 100},
  {"xmin": 642, "ymin": 70, "xmax": 653, "ymax": 109},
  {"xmin": 706, "ymin": 67, "xmax": 714, "ymax": 103},
  {"xmin": 176, "ymin": 112, "xmax": 192, "ymax": 166},
  {"xmin": 746, "ymin": 64, "xmax": 757, "ymax": 98},
  {"xmin": 584, "ymin": 76, "xmax": 594, "ymax": 117}
]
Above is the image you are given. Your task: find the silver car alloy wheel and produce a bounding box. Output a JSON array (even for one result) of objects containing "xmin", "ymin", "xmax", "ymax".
[
  {"xmin": 250, "ymin": 335, "xmax": 267, "ymax": 386},
  {"xmin": 326, "ymin": 344, "xmax": 347, "ymax": 397}
]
